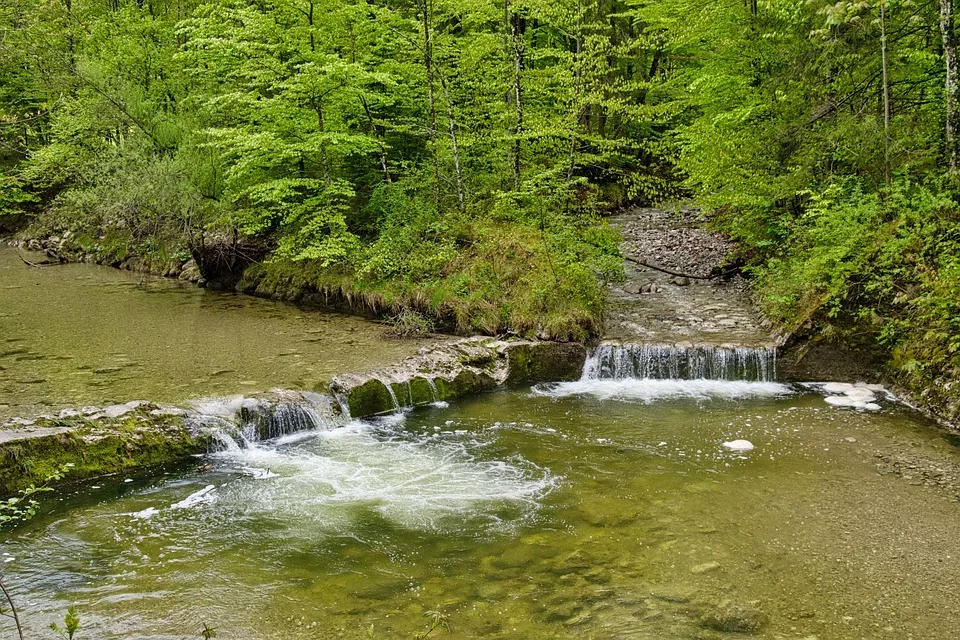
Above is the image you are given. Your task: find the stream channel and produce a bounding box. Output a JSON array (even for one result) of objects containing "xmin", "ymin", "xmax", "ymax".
[{"xmin": 2, "ymin": 247, "xmax": 960, "ymax": 639}]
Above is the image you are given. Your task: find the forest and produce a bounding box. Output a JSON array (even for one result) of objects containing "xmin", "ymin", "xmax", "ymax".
[{"xmin": 2, "ymin": 0, "xmax": 960, "ymax": 400}]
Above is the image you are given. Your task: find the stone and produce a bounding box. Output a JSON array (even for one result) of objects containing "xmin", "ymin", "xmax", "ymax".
[
  {"xmin": 699, "ymin": 601, "xmax": 768, "ymax": 634},
  {"xmin": 722, "ymin": 439, "xmax": 754, "ymax": 452},
  {"xmin": 406, "ymin": 377, "xmax": 438, "ymax": 406},
  {"xmin": 691, "ymin": 561, "xmax": 721, "ymax": 574},
  {"xmin": 341, "ymin": 378, "xmax": 395, "ymax": 417},
  {"xmin": 504, "ymin": 342, "xmax": 586, "ymax": 387},
  {"xmin": 179, "ymin": 259, "xmax": 200, "ymax": 282}
]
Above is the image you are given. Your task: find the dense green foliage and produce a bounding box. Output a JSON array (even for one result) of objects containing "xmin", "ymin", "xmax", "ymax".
[
  {"xmin": 1, "ymin": 0, "xmax": 692, "ymax": 339},
  {"xmin": 634, "ymin": 0, "xmax": 960, "ymax": 405}
]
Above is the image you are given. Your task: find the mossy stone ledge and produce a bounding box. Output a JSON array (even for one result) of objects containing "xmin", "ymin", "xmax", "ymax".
[
  {"xmin": 0, "ymin": 403, "xmax": 210, "ymax": 497},
  {"xmin": 330, "ymin": 338, "xmax": 587, "ymax": 418}
]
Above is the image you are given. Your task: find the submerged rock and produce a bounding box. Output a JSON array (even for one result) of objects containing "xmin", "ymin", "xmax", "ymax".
[
  {"xmin": 698, "ymin": 600, "xmax": 768, "ymax": 634},
  {"xmin": 690, "ymin": 561, "xmax": 722, "ymax": 574}
]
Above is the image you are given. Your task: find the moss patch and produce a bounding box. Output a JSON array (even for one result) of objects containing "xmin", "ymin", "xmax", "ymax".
[
  {"xmin": 504, "ymin": 342, "xmax": 587, "ymax": 387},
  {"xmin": 344, "ymin": 378, "xmax": 395, "ymax": 418},
  {"xmin": 0, "ymin": 407, "xmax": 209, "ymax": 497}
]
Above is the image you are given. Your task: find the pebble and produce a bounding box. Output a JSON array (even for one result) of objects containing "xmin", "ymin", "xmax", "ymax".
[
  {"xmin": 722, "ymin": 439, "xmax": 754, "ymax": 452},
  {"xmin": 691, "ymin": 561, "xmax": 721, "ymax": 574}
]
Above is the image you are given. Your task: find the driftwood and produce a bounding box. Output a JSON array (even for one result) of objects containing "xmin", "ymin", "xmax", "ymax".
[
  {"xmin": 15, "ymin": 248, "xmax": 63, "ymax": 269},
  {"xmin": 624, "ymin": 255, "xmax": 714, "ymax": 280}
]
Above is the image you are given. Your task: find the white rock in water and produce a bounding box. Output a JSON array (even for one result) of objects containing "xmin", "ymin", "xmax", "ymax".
[
  {"xmin": 863, "ymin": 403, "xmax": 882, "ymax": 411},
  {"xmin": 823, "ymin": 382, "xmax": 855, "ymax": 394},
  {"xmin": 132, "ymin": 507, "xmax": 158, "ymax": 520},
  {"xmin": 846, "ymin": 388, "xmax": 876, "ymax": 402},
  {"xmin": 722, "ymin": 439, "xmax": 755, "ymax": 452},
  {"xmin": 825, "ymin": 395, "xmax": 859, "ymax": 407}
]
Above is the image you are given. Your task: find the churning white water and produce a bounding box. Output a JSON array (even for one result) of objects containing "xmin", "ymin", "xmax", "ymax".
[
  {"xmin": 534, "ymin": 377, "xmax": 792, "ymax": 402},
  {"xmin": 534, "ymin": 342, "xmax": 791, "ymax": 402},
  {"xmin": 204, "ymin": 422, "xmax": 555, "ymax": 532},
  {"xmin": 138, "ymin": 395, "xmax": 557, "ymax": 536}
]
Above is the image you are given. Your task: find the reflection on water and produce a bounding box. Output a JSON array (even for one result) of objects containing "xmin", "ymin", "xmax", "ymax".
[
  {"xmin": 3, "ymin": 387, "xmax": 960, "ymax": 639},
  {"xmin": 0, "ymin": 248, "xmax": 432, "ymax": 420}
]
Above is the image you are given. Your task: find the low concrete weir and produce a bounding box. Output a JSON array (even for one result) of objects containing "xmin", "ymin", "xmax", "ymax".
[
  {"xmin": 329, "ymin": 338, "xmax": 587, "ymax": 418},
  {"xmin": 583, "ymin": 342, "xmax": 778, "ymax": 382}
]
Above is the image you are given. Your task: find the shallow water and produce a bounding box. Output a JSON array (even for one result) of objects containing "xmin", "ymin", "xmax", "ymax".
[
  {"xmin": 0, "ymin": 248, "xmax": 430, "ymax": 420},
  {"xmin": 3, "ymin": 384, "xmax": 960, "ymax": 639}
]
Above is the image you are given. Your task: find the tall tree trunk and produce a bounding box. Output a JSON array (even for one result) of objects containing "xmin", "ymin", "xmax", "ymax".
[
  {"xmin": 941, "ymin": 0, "xmax": 958, "ymax": 172},
  {"xmin": 438, "ymin": 74, "xmax": 465, "ymax": 213},
  {"xmin": 308, "ymin": 2, "xmax": 315, "ymax": 52},
  {"xmin": 509, "ymin": 6, "xmax": 525, "ymax": 190},
  {"xmin": 418, "ymin": 0, "xmax": 441, "ymax": 205},
  {"xmin": 566, "ymin": 30, "xmax": 582, "ymax": 185},
  {"xmin": 881, "ymin": 0, "xmax": 891, "ymax": 183},
  {"xmin": 62, "ymin": 0, "xmax": 75, "ymax": 72},
  {"xmin": 360, "ymin": 96, "xmax": 392, "ymax": 183},
  {"xmin": 314, "ymin": 100, "xmax": 330, "ymax": 184}
]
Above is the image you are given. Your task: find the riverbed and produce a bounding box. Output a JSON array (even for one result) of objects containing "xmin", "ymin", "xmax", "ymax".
[{"xmin": 3, "ymin": 381, "xmax": 960, "ymax": 639}]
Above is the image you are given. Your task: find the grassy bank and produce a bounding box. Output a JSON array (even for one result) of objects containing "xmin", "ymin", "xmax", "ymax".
[
  {"xmin": 712, "ymin": 178, "xmax": 960, "ymax": 425},
  {"xmin": 14, "ymin": 200, "xmax": 622, "ymax": 342}
]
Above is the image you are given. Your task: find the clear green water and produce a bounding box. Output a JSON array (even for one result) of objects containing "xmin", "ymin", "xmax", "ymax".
[
  {"xmin": 0, "ymin": 247, "xmax": 430, "ymax": 420},
  {"xmin": 3, "ymin": 384, "xmax": 960, "ymax": 639}
]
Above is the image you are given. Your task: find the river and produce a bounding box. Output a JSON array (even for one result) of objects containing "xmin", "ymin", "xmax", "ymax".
[
  {"xmin": 0, "ymin": 247, "xmax": 430, "ymax": 421},
  {"xmin": 2, "ymin": 248, "xmax": 960, "ymax": 639}
]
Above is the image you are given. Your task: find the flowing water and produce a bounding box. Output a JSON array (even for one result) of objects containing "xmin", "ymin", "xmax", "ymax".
[
  {"xmin": 3, "ymin": 343, "xmax": 960, "ymax": 639},
  {"xmin": 0, "ymin": 248, "xmax": 431, "ymax": 421},
  {"xmin": 2, "ymin": 252, "xmax": 960, "ymax": 638}
]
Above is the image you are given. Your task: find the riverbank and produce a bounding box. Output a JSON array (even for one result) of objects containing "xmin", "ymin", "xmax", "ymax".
[
  {"xmin": 7, "ymin": 204, "xmax": 960, "ymax": 438},
  {"xmin": 4, "ymin": 208, "xmax": 619, "ymax": 342}
]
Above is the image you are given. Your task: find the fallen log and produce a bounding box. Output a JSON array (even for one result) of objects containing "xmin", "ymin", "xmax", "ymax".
[{"xmin": 624, "ymin": 255, "xmax": 714, "ymax": 280}]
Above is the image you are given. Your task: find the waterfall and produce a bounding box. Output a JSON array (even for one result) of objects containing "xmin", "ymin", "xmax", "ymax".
[
  {"xmin": 582, "ymin": 343, "xmax": 777, "ymax": 382},
  {"xmin": 426, "ymin": 378, "xmax": 440, "ymax": 402},
  {"xmin": 381, "ymin": 379, "xmax": 402, "ymax": 412},
  {"xmin": 189, "ymin": 390, "xmax": 344, "ymax": 448}
]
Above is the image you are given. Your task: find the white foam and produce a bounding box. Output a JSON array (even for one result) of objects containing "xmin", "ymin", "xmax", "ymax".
[
  {"xmin": 206, "ymin": 427, "xmax": 555, "ymax": 532},
  {"xmin": 809, "ymin": 381, "xmax": 889, "ymax": 410},
  {"xmin": 170, "ymin": 485, "xmax": 217, "ymax": 510},
  {"xmin": 532, "ymin": 378, "xmax": 793, "ymax": 403},
  {"xmin": 825, "ymin": 395, "xmax": 862, "ymax": 407},
  {"xmin": 240, "ymin": 466, "xmax": 281, "ymax": 480},
  {"xmin": 822, "ymin": 382, "xmax": 855, "ymax": 394},
  {"xmin": 131, "ymin": 507, "xmax": 158, "ymax": 520}
]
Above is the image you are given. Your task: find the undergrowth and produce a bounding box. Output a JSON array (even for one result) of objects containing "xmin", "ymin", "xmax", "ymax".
[{"xmin": 713, "ymin": 176, "xmax": 960, "ymax": 415}]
